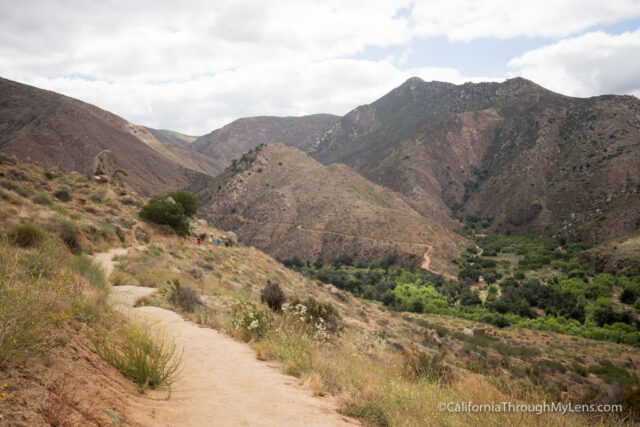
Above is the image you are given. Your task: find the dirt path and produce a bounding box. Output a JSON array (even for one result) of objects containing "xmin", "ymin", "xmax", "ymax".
[{"xmin": 95, "ymin": 247, "xmax": 358, "ymax": 427}]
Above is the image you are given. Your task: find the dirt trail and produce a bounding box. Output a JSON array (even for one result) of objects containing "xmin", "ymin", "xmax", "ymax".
[{"xmin": 95, "ymin": 247, "xmax": 358, "ymax": 427}]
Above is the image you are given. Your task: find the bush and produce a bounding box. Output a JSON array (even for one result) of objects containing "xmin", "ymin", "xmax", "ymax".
[
  {"xmin": 168, "ymin": 191, "xmax": 198, "ymax": 217},
  {"xmin": 58, "ymin": 220, "xmax": 82, "ymax": 254},
  {"xmin": 53, "ymin": 188, "xmax": 71, "ymax": 202},
  {"xmin": 168, "ymin": 280, "xmax": 203, "ymax": 312},
  {"xmin": 342, "ymin": 401, "xmax": 390, "ymax": 427},
  {"xmin": 405, "ymin": 351, "xmax": 453, "ymax": 384},
  {"xmin": 93, "ymin": 323, "xmax": 182, "ymax": 389},
  {"xmin": 32, "ymin": 192, "xmax": 51, "ymax": 205},
  {"xmin": 228, "ymin": 298, "xmax": 270, "ymax": 340},
  {"xmin": 139, "ymin": 196, "xmax": 189, "ymax": 235},
  {"xmin": 9, "ymin": 223, "xmax": 45, "ymax": 247},
  {"xmin": 261, "ymin": 281, "xmax": 286, "ymax": 311}
]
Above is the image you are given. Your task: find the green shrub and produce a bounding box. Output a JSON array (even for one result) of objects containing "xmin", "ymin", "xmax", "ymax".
[
  {"xmin": 342, "ymin": 401, "xmax": 390, "ymax": 427},
  {"xmin": 168, "ymin": 191, "xmax": 198, "ymax": 217},
  {"xmin": 32, "ymin": 192, "xmax": 51, "ymax": 205},
  {"xmin": 93, "ymin": 323, "xmax": 182, "ymax": 389},
  {"xmin": 168, "ymin": 280, "xmax": 203, "ymax": 312},
  {"xmin": 9, "ymin": 223, "xmax": 45, "ymax": 247},
  {"xmin": 261, "ymin": 280, "xmax": 286, "ymax": 311},
  {"xmin": 53, "ymin": 188, "xmax": 71, "ymax": 202},
  {"xmin": 139, "ymin": 196, "xmax": 189, "ymax": 235},
  {"xmin": 58, "ymin": 220, "xmax": 82, "ymax": 254},
  {"xmin": 70, "ymin": 255, "xmax": 107, "ymax": 292},
  {"xmin": 0, "ymin": 179, "xmax": 31, "ymax": 197},
  {"xmin": 228, "ymin": 298, "xmax": 270, "ymax": 340},
  {"xmin": 406, "ymin": 351, "xmax": 453, "ymax": 384}
]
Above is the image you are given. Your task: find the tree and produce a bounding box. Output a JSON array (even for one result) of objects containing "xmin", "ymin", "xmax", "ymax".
[
  {"xmin": 139, "ymin": 196, "xmax": 189, "ymax": 235},
  {"xmin": 168, "ymin": 191, "xmax": 198, "ymax": 217}
]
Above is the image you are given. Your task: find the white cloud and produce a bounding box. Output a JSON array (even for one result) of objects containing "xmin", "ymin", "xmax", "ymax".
[
  {"xmin": 24, "ymin": 60, "xmax": 492, "ymax": 135},
  {"xmin": 410, "ymin": 0, "xmax": 640, "ymax": 41},
  {"xmin": 508, "ymin": 29, "xmax": 640, "ymax": 97},
  {"xmin": 0, "ymin": 0, "xmax": 638, "ymax": 134}
]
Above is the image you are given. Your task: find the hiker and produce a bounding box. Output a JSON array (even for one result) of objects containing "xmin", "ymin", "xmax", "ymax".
[
  {"xmin": 224, "ymin": 239, "xmax": 229, "ymax": 247},
  {"xmin": 216, "ymin": 238, "xmax": 221, "ymax": 245},
  {"xmin": 197, "ymin": 237, "xmax": 201, "ymax": 245},
  {"xmin": 208, "ymin": 234, "xmax": 213, "ymax": 244}
]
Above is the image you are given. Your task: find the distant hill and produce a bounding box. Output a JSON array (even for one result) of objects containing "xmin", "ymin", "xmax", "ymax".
[
  {"xmin": 192, "ymin": 114, "xmax": 339, "ymax": 166},
  {"xmin": 192, "ymin": 144, "xmax": 465, "ymax": 272},
  {"xmin": 310, "ymin": 77, "xmax": 640, "ymax": 243},
  {"xmin": 0, "ymin": 77, "xmax": 219, "ymax": 195},
  {"xmin": 144, "ymin": 127, "xmax": 198, "ymax": 146}
]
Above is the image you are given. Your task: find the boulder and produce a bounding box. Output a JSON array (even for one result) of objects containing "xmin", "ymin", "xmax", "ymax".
[
  {"xmin": 135, "ymin": 229, "xmax": 149, "ymax": 243},
  {"xmin": 191, "ymin": 228, "xmax": 207, "ymax": 238},
  {"xmin": 92, "ymin": 150, "xmax": 127, "ymax": 187},
  {"xmin": 167, "ymin": 196, "xmax": 176, "ymax": 204},
  {"xmin": 196, "ymin": 218, "xmax": 208, "ymax": 227},
  {"xmin": 93, "ymin": 174, "xmax": 109, "ymax": 184},
  {"xmin": 462, "ymin": 328, "xmax": 474, "ymax": 337},
  {"xmin": 92, "ymin": 150, "xmax": 117, "ymax": 177}
]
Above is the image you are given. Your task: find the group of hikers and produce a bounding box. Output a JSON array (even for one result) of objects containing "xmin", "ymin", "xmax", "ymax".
[{"xmin": 197, "ymin": 234, "xmax": 232, "ymax": 247}]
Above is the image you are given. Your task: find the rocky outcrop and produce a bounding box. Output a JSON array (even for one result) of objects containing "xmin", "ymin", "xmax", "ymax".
[{"xmin": 92, "ymin": 150, "xmax": 126, "ymax": 186}]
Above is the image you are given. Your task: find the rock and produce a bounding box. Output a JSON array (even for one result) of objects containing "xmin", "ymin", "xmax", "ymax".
[
  {"xmin": 167, "ymin": 196, "xmax": 176, "ymax": 204},
  {"xmin": 196, "ymin": 219, "xmax": 208, "ymax": 227},
  {"xmin": 188, "ymin": 268, "xmax": 203, "ymax": 279},
  {"xmin": 170, "ymin": 267, "xmax": 181, "ymax": 274},
  {"xmin": 462, "ymin": 328, "xmax": 474, "ymax": 337},
  {"xmin": 426, "ymin": 329, "xmax": 443, "ymax": 347},
  {"xmin": 135, "ymin": 230, "xmax": 149, "ymax": 243},
  {"xmin": 92, "ymin": 150, "xmax": 127, "ymax": 186},
  {"xmin": 93, "ymin": 150, "xmax": 117, "ymax": 177},
  {"xmin": 191, "ymin": 228, "xmax": 207, "ymax": 238},
  {"xmin": 93, "ymin": 174, "xmax": 109, "ymax": 184},
  {"xmin": 328, "ymin": 285, "xmax": 339, "ymax": 294},
  {"xmin": 225, "ymin": 231, "xmax": 238, "ymax": 243}
]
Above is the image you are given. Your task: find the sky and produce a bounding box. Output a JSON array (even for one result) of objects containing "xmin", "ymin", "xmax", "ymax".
[{"xmin": 1, "ymin": 1, "xmax": 640, "ymax": 135}]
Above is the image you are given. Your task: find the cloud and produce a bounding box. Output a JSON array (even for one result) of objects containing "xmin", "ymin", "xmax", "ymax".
[
  {"xmin": 0, "ymin": 0, "xmax": 638, "ymax": 133},
  {"xmin": 410, "ymin": 0, "xmax": 640, "ymax": 41},
  {"xmin": 508, "ymin": 29, "xmax": 640, "ymax": 97},
  {"xmin": 23, "ymin": 60, "xmax": 493, "ymax": 135}
]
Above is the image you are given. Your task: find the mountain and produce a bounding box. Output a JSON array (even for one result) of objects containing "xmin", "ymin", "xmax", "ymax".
[
  {"xmin": 310, "ymin": 77, "xmax": 640, "ymax": 243},
  {"xmin": 144, "ymin": 127, "xmax": 198, "ymax": 146},
  {"xmin": 0, "ymin": 77, "xmax": 219, "ymax": 195},
  {"xmin": 192, "ymin": 144, "xmax": 465, "ymax": 273},
  {"xmin": 191, "ymin": 114, "xmax": 339, "ymax": 165}
]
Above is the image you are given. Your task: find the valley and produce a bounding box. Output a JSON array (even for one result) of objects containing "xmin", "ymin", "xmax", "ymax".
[{"xmin": 1, "ymin": 75, "xmax": 639, "ymax": 425}]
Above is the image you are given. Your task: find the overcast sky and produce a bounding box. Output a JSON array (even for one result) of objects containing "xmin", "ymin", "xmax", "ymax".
[{"xmin": 1, "ymin": 1, "xmax": 640, "ymax": 135}]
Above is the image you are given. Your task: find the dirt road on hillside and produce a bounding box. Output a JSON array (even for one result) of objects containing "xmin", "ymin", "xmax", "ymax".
[{"xmin": 95, "ymin": 247, "xmax": 358, "ymax": 427}]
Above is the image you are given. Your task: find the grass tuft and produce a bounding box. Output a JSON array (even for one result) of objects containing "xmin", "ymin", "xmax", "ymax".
[{"xmin": 93, "ymin": 323, "xmax": 182, "ymax": 389}]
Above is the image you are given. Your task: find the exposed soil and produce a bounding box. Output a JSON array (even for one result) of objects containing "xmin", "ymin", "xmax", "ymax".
[{"xmin": 99, "ymin": 247, "xmax": 358, "ymax": 426}]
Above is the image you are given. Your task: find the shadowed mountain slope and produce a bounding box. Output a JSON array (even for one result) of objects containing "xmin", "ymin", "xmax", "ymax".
[
  {"xmin": 192, "ymin": 114, "xmax": 339, "ymax": 166},
  {"xmin": 0, "ymin": 77, "xmax": 216, "ymax": 195}
]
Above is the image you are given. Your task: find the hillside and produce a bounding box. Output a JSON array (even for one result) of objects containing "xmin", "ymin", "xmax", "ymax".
[
  {"xmin": 192, "ymin": 114, "xmax": 339, "ymax": 165},
  {"xmin": 1, "ymin": 157, "xmax": 637, "ymax": 425},
  {"xmin": 144, "ymin": 127, "xmax": 198, "ymax": 146},
  {"xmin": 309, "ymin": 77, "xmax": 640, "ymax": 243},
  {"xmin": 0, "ymin": 77, "xmax": 216, "ymax": 195},
  {"xmin": 192, "ymin": 144, "xmax": 465, "ymax": 274}
]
